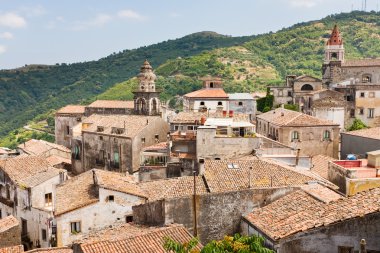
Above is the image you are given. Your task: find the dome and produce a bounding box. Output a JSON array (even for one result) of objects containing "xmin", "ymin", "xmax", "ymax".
[{"xmin": 138, "ymin": 60, "xmax": 156, "ymax": 81}]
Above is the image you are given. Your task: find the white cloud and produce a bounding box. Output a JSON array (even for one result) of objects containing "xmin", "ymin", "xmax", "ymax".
[
  {"xmin": 0, "ymin": 12, "xmax": 27, "ymax": 28},
  {"xmin": 288, "ymin": 0, "xmax": 319, "ymax": 8},
  {"xmin": 0, "ymin": 45, "xmax": 6, "ymax": 54},
  {"xmin": 0, "ymin": 32, "xmax": 13, "ymax": 39},
  {"xmin": 117, "ymin": 9, "xmax": 145, "ymax": 20},
  {"xmin": 72, "ymin": 13, "xmax": 112, "ymax": 31}
]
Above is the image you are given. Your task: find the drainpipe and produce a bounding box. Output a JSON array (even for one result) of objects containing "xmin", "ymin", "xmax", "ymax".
[{"xmin": 295, "ymin": 149, "xmax": 300, "ymax": 167}]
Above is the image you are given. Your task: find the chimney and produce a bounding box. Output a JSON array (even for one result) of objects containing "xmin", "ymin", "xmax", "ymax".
[{"xmin": 367, "ymin": 150, "xmax": 380, "ymax": 168}]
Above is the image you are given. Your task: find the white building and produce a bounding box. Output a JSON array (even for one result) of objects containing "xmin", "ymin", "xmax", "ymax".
[
  {"xmin": 0, "ymin": 156, "xmax": 67, "ymax": 250},
  {"xmin": 54, "ymin": 169, "xmax": 147, "ymax": 247}
]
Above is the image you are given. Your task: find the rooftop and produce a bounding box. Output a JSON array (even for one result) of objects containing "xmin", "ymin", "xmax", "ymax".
[
  {"xmin": 25, "ymin": 248, "xmax": 72, "ymax": 253},
  {"xmin": 56, "ymin": 105, "xmax": 85, "ymax": 115},
  {"xmin": 0, "ymin": 156, "xmax": 64, "ymax": 187},
  {"xmin": 203, "ymin": 159, "xmax": 319, "ymax": 193},
  {"xmin": 79, "ymin": 225, "xmax": 201, "ymax": 253},
  {"xmin": 244, "ymin": 186, "xmax": 380, "ymax": 241},
  {"xmin": 143, "ymin": 142, "xmax": 168, "ymax": 152},
  {"xmin": 55, "ymin": 169, "xmax": 146, "ymax": 216},
  {"xmin": 0, "ymin": 215, "xmax": 19, "ymax": 233},
  {"xmin": 0, "ymin": 246, "xmax": 23, "ymax": 253},
  {"xmin": 257, "ymin": 108, "xmax": 338, "ymax": 127},
  {"xmin": 312, "ymin": 96, "xmax": 347, "ymax": 108},
  {"xmin": 82, "ymin": 114, "xmax": 162, "ymax": 138},
  {"xmin": 311, "ymin": 154, "xmax": 335, "ymax": 179},
  {"xmin": 342, "ymin": 127, "xmax": 380, "ymax": 141},
  {"xmin": 342, "ymin": 59, "xmax": 380, "ymax": 67},
  {"xmin": 204, "ymin": 118, "xmax": 253, "ymax": 128},
  {"xmin": 183, "ymin": 88, "xmax": 228, "ymax": 99},
  {"xmin": 170, "ymin": 111, "xmax": 249, "ymax": 124},
  {"xmin": 228, "ymin": 93, "xmax": 253, "ymax": 100},
  {"xmin": 87, "ymin": 100, "xmax": 134, "ymax": 109},
  {"xmin": 18, "ymin": 139, "xmax": 70, "ymax": 156}
]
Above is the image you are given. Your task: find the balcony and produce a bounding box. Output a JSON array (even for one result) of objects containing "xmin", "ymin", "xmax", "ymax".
[{"xmin": 171, "ymin": 131, "xmax": 197, "ymax": 141}]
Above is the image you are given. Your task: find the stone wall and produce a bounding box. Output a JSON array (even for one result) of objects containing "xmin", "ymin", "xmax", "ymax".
[
  {"xmin": 0, "ymin": 222, "xmax": 21, "ymax": 248},
  {"xmin": 55, "ymin": 115, "xmax": 82, "ymax": 149},
  {"xmin": 133, "ymin": 187, "xmax": 296, "ymax": 243}
]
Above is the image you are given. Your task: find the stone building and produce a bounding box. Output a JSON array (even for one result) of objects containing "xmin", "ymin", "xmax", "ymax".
[
  {"xmin": 242, "ymin": 184, "xmax": 380, "ymax": 253},
  {"xmin": 183, "ymin": 77, "xmax": 229, "ymax": 113},
  {"xmin": 0, "ymin": 215, "xmax": 21, "ymax": 249},
  {"xmin": 228, "ymin": 93, "xmax": 256, "ymax": 121},
  {"xmin": 54, "ymin": 169, "xmax": 147, "ymax": 247},
  {"xmin": 55, "ymin": 105, "xmax": 86, "ymax": 149},
  {"xmin": 84, "ymin": 100, "xmax": 134, "ymax": 117},
  {"xmin": 256, "ymin": 108, "xmax": 340, "ymax": 158},
  {"xmin": 311, "ymin": 95, "xmax": 347, "ymax": 129},
  {"xmin": 341, "ymin": 127, "xmax": 380, "ymax": 159},
  {"xmin": 72, "ymin": 114, "xmax": 168, "ymax": 174},
  {"xmin": 0, "ymin": 156, "xmax": 67, "ymax": 250}
]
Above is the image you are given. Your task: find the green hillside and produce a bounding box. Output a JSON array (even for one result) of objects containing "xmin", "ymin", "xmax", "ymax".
[{"xmin": 2, "ymin": 11, "xmax": 380, "ymax": 147}]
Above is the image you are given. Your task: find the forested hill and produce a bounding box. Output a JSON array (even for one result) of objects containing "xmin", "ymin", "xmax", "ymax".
[
  {"xmin": 2, "ymin": 11, "xmax": 380, "ymax": 141},
  {"xmin": 0, "ymin": 32, "xmax": 253, "ymax": 138}
]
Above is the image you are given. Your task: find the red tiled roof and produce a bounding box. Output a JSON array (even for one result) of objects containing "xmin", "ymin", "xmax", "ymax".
[
  {"xmin": 342, "ymin": 59, "xmax": 380, "ymax": 67},
  {"xmin": 56, "ymin": 105, "xmax": 85, "ymax": 114},
  {"xmin": 311, "ymin": 154, "xmax": 334, "ymax": 179},
  {"xmin": 18, "ymin": 139, "xmax": 70, "ymax": 156},
  {"xmin": 143, "ymin": 142, "xmax": 168, "ymax": 151},
  {"xmin": 25, "ymin": 247, "xmax": 72, "ymax": 253},
  {"xmin": 0, "ymin": 245, "xmax": 23, "ymax": 253},
  {"xmin": 87, "ymin": 100, "xmax": 134, "ymax": 109},
  {"xmin": 184, "ymin": 88, "xmax": 228, "ymax": 98},
  {"xmin": 342, "ymin": 127, "xmax": 380, "ymax": 141},
  {"xmin": 244, "ymin": 186, "xmax": 380, "ymax": 241},
  {"xmin": 79, "ymin": 225, "xmax": 201, "ymax": 253},
  {"xmin": 0, "ymin": 215, "xmax": 19, "ymax": 233}
]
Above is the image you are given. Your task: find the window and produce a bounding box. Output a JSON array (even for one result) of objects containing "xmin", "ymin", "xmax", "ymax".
[
  {"xmin": 291, "ymin": 131, "xmax": 299, "ymax": 142},
  {"xmin": 97, "ymin": 126, "xmax": 104, "ymax": 132},
  {"xmin": 368, "ymin": 108, "xmax": 375, "ymax": 118},
  {"xmin": 6, "ymin": 185, "xmax": 10, "ymax": 199},
  {"xmin": 112, "ymin": 128, "xmax": 125, "ymax": 134},
  {"xmin": 187, "ymin": 126, "xmax": 194, "ymax": 130},
  {"xmin": 301, "ymin": 84, "xmax": 313, "ymax": 91},
  {"xmin": 141, "ymin": 138, "xmax": 145, "ymax": 143},
  {"xmin": 107, "ymin": 195, "xmax": 114, "ymax": 202},
  {"xmin": 217, "ymin": 101, "xmax": 223, "ymax": 106},
  {"xmin": 360, "ymin": 92, "xmax": 365, "ymax": 98},
  {"xmin": 323, "ymin": 130, "xmax": 331, "ymax": 141},
  {"xmin": 287, "ymin": 91, "xmax": 292, "ymax": 97},
  {"xmin": 200, "ymin": 101, "xmax": 205, "ymax": 106},
  {"xmin": 99, "ymin": 136, "xmax": 103, "ymax": 141},
  {"xmin": 155, "ymin": 134, "xmax": 159, "ymax": 140},
  {"xmin": 126, "ymin": 215, "xmax": 133, "ymax": 223},
  {"xmin": 238, "ymin": 101, "xmax": 243, "ymax": 106},
  {"xmin": 362, "ymin": 74, "xmax": 372, "ymax": 83},
  {"xmin": 369, "ymin": 92, "xmax": 375, "ymax": 98},
  {"xmin": 45, "ymin": 193, "xmax": 52, "ymax": 207},
  {"xmin": 70, "ymin": 221, "xmax": 81, "ymax": 234},
  {"xmin": 0, "ymin": 208, "xmax": 2, "ymax": 219},
  {"xmin": 73, "ymin": 146, "xmax": 81, "ymax": 160},
  {"xmin": 42, "ymin": 229, "xmax": 47, "ymax": 241},
  {"xmin": 66, "ymin": 126, "xmax": 70, "ymax": 135},
  {"xmin": 359, "ymin": 108, "xmax": 364, "ymax": 115},
  {"xmin": 350, "ymin": 109, "xmax": 355, "ymax": 118},
  {"xmin": 96, "ymin": 150, "xmax": 105, "ymax": 165}
]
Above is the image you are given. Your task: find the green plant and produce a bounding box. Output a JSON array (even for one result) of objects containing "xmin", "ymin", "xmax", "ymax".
[{"xmin": 347, "ymin": 118, "xmax": 368, "ymax": 131}]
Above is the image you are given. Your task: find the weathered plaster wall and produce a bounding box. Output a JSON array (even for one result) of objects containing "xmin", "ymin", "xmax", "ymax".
[{"xmin": 0, "ymin": 222, "xmax": 21, "ymax": 248}]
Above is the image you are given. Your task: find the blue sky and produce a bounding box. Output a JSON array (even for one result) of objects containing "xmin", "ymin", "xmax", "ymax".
[{"xmin": 0, "ymin": 0, "xmax": 377, "ymax": 69}]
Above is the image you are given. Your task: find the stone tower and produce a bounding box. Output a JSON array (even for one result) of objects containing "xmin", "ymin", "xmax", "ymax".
[
  {"xmin": 322, "ymin": 25, "xmax": 344, "ymax": 86},
  {"xmin": 133, "ymin": 60, "xmax": 161, "ymax": 115}
]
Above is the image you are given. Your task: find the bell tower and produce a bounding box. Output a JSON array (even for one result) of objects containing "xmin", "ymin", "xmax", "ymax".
[
  {"xmin": 322, "ymin": 25, "xmax": 344, "ymax": 86},
  {"xmin": 133, "ymin": 60, "xmax": 161, "ymax": 116}
]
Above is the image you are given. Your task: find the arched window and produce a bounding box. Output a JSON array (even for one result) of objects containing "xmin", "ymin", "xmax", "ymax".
[
  {"xmin": 362, "ymin": 74, "xmax": 372, "ymax": 83},
  {"xmin": 217, "ymin": 101, "xmax": 223, "ymax": 106},
  {"xmin": 291, "ymin": 131, "xmax": 299, "ymax": 142},
  {"xmin": 301, "ymin": 84, "xmax": 314, "ymax": 91},
  {"xmin": 200, "ymin": 101, "xmax": 205, "ymax": 106},
  {"xmin": 331, "ymin": 52, "xmax": 338, "ymax": 60},
  {"xmin": 323, "ymin": 130, "xmax": 331, "ymax": 140}
]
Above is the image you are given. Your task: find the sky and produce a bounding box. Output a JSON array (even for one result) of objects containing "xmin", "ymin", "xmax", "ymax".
[{"xmin": 0, "ymin": 0, "xmax": 378, "ymax": 69}]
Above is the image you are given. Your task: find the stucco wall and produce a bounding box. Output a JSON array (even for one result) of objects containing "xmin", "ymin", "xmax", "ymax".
[
  {"xmin": 341, "ymin": 134, "xmax": 380, "ymax": 159},
  {"xmin": 55, "ymin": 115, "xmax": 82, "ymax": 149},
  {"xmin": 0, "ymin": 222, "xmax": 21, "ymax": 248}
]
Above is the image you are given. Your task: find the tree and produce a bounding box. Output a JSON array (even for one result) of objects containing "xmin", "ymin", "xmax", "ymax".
[
  {"xmin": 163, "ymin": 234, "xmax": 274, "ymax": 253},
  {"xmin": 347, "ymin": 118, "xmax": 368, "ymax": 131}
]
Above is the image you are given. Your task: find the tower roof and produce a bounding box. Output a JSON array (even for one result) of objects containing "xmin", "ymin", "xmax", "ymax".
[
  {"xmin": 137, "ymin": 59, "xmax": 156, "ymax": 81},
  {"xmin": 327, "ymin": 25, "xmax": 343, "ymax": 46}
]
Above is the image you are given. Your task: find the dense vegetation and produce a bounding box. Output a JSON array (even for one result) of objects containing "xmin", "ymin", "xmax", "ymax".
[{"xmin": 2, "ymin": 11, "xmax": 380, "ymax": 147}]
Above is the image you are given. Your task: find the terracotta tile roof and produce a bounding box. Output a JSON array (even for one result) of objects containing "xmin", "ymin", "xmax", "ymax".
[
  {"xmin": 0, "ymin": 156, "xmax": 64, "ymax": 187},
  {"xmin": 312, "ymin": 97, "xmax": 346, "ymax": 108},
  {"xmin": 56, "ymin": 105, "xmax": 85, "ymax": 115},
  {"xmin": 203, "ymin": 159, "xmax": 316, "ymax": 193},
  {"xmin": 143, "ymin": 142, "xmax": 168, "ymax": 152},
  {"xmin": 55, "ymin": 169, "xmax": 145, "ymax": 216},
  {"xmin": 0, "ymin": 215, "xmax": 19, "ymax": 233},
  {"xmin": 257, "ymin": 108, "xmax": 338, "ymax": 127},
  {"xmin": 87, "ymin": 100, "xmax": 134, "ymax": 109},
  {"xmin": 311, "ymin": 154, "xmax": 334, "ymax": 179},
  {"xmin": 45, "ymin": 155, "xmax": 71, "ymax": 167},
  {"xmin": 184, "ymin": 88, "xmax": 228, "ymax": 98},
  {"xmin": 342, "ymin": 127, "xmax": 380, "ymax": 141},
  {"xmin": 82, "ymin": 114, "xmax": 162, "ymax": 138},
  {"xmin": 79, "ymin": 225, "xmax": 201, "ymax": 253},
  {"xmin": 18, "ymin": 139, "xmax": 70, "ymax": 156},
  {"xmin": 25, "ymin": 247, "xmax": 72, "ymax": 253},
  {"xmin": 0, "ymin": 246, "xmax": 23, "ymax": 253},
  {"xmin": 244, "ymin": 186, "xmax": 380, "ymax": 241},
  {"xmin": 170, "ymin": 111, "xmax": 249, "ymax": 124},
  {"xmin": 342, "ymin": 59, "xmax": 380, "ymax": 67},
  {"xmin": 140, "ymin": 176, "xmax": 207, "ymax": 201}
]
